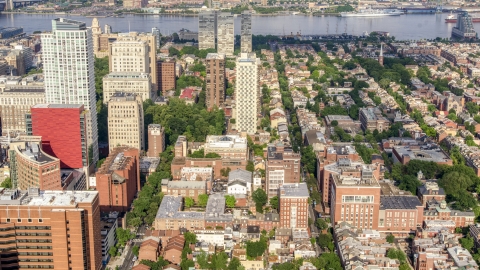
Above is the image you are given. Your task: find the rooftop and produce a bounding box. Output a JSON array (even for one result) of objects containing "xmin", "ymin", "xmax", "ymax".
[
  {"xmin": 394, "ymin": 146, "xmax": 452, "ymax": 163},
  {"xmin": 15, "ymin": 141, "xmax": 58, "ymax": 164},
  {"xmin": 380, "ymin": 196, "xmax": 422, "ymax": 210},
  {"xmin": 109, "ymin": 92, "xmax": 138, "ymax": 102},
  {"xmin": 155, "ymin": 195, "xmax": 204, "ymax": 219},
  {"xmin": 205, "ymin": 135, "xmax": 247, "ymax": 149},
  {"xmin": 103, "ymin": 72, "xmax": 151, "ymax": 79},
  {"xmin": 32, "ymin": 104, "xmax": 83, "ymax": 109},
  {"xmin": 228, "ymin": 169, "xmax": 252, "ymax": 183},
  {"xmin": 206, "ymin": 53, "xmax": 226, "ymax": 60},
  {"xmin": 0, "ymin": 188, "xmax": 97, "ymax": 206},
  {"xmin": 280, "ymin": 183, "xmax": 309, "ymax": 197},
  {"xmin": 167, "ymin": 180, "xmax": 206, "ymax": 189},
  {"xmin": 326, "ymin": 145, "xmax": 357, "ymax": 155}
]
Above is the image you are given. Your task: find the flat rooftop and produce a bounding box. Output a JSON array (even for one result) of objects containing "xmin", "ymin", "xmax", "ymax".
[
  {"xmin": 167, "ymin": 180, "xmax": 205, "ymax": 189},
  {"xmin": 326, "ymin": 145, "xmax": 357, "ymax": 155},
  {"xmin": 0, "ymin": 188, "xmax": 97, "ymax": 206},
  {"xmin": 206, "ymin": 53, "xmax": 225, "ymax": 60},
  {"xmin": 32, "ymin": 104, "xmax": 83, "ymax": 109},
  {"xmin": 155, "ymin": 195, "xmax": 204, "ymax": 220},
  {"xmin": 380, "ymin": 196, "xmax": 422, "ymax": 210},
  {"xmin": 394, "ymin": 146, "xmax": 451, "ymax": 163},
  {"xmin": 280, "ymin": 183, "xmax": 309, "ymax": 197},
  {"xmin": 104, "ymin": 72, "xmax": 150, "ymax": 79}
]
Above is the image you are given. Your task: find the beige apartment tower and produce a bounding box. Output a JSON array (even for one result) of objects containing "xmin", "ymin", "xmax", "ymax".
[
  {"xmin": 205, "ymin": 53, "xmax": 226, "ymax": 110},
  {"xmin": 235, "ymin": 53, "xmax": 260, "ymax": 134},
  {"xmin": 0, "ymin": 188, "xmax": 102, "ymax": 270},
  {"xmin": 102, "ymin": 72, "xmax": 152, "ymax": 103},
  {"xmin": 147, "ymin": 124, "xmax": 165, "ymax": 157},
  {"xmin": 109, "ymin": 33, "xmax": 158, "ymax": 91},
  {"xmin": 107, "ymin": 92, "xmax": 144, "ymax": 153},
  {"xmin": 217, "ymin": 12, "xmax": 234, "ymax": 56},
  {"xmin": 0, "ymin": 86, "xmax": 45, "ymax": 135}
]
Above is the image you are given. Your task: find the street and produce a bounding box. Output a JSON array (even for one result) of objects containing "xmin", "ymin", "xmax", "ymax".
[{"xmin": 120, "ymin": 225, "xmax": 146, "ymax": 270}]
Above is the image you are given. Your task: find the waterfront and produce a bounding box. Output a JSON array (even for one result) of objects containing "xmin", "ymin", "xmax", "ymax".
[{"xmin": 0, "ymin": 12, "xmax": 472, "ymax": 40}]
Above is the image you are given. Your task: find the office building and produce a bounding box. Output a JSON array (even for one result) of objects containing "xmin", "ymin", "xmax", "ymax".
[
  {"xmin": 266, "ymin": 143, "xmax": 301, "ymax": 198},
  {"xmin": 0, "ymin": 86, "xmax": 44, "ymax": 134},
  {"xmin": 147, "ymin": 124, "xmax": 165, "ymax": 158},
  {"xmin": 205, "ymin": 53, "xmax": 226, "ymax": 110},
  {"xmin": 279, "ymin": 183, "xmax": 309, "ymax": 229},
  {"xmin": 102, "ymin": 72, "xmax": 152, "ymax": 103},
  {"xmin": 392, "ymin": 145, "xmax": 452, "ymax": 165},
  {"xmin": 9, "ymin": 136, "xmax": 61, "ymax": 190},
  {"xmin": 241, "ymin": 11, "xmax": 252, "ymax": 53},
  {"xmin": 100, "ymin": 215, "xmax": 118, "ymax": 265},
  {"xmin": 452, "ymin": 12, "xmax": 477, "ymax": 39},
  {"xmin": 42, "ymin": 18, "xmax": 99, "ymax": 167},
  {"xmin": 95, "ymin": 147, "xmax": 140, "ymax": 212},
  {"xmin": 5, "ymin": 49, "xmax": 25, "ymax": 76},
  {"xmin": 0, "ymin": 188, "xmax": 102, "ymax": 270},
  {"xmin": 123, "ymin": 0, "xmax": 147, "ymax": 8},
  {"xmin": 204, "ymin": 135, "xmax": 248, "ymax": 160},
  {"xmin": 359, "ymin": 107, "xmax": 390, "ymax": 132},
  {"xmin": 217, "ymin": 12, "xmax": 234, "ymax": 56},
  {"xmin": 14, "ymin": 44, "xmax": 33, "ymax": 69},
  {"xmin": 0, "ymin": 27, "xmax": 23, "ymax": 39},
  {"xmin": 30, "ymin": 104, "xmax": 88, "ymax": 169},
  {"xmin": 198, "ymin": 10, "xmax": 217, "ymax": 50},
  {"xmin": 107, "ymin": 92, "xmax": 144, "ymax": 152},
  {"xmin": 235, "ymin": 53, "xmax": 260, "ymax": 134},
  {"xmin": 156, "ymin": 58, "xmax": 176, "ymax": 95}
]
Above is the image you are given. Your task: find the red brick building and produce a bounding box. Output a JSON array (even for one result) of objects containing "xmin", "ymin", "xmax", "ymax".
[
  {"xmin": 0, "ymin": 189, "xmax": 102, "ymax": 270},
  {"xmin": 163, "ymin": 235, "xmax": 184, "ymax": 265},
  {"xmin": 278, "ymin": 183, "xmax": 309, "ymax": 229},
  {"xmin": 139, "ymin": 238, "xmax": 160, "ymax": 262},
  {"xmin": 157, "ymin": 59, "xmax": 176, "ymax": 95},
  {"xmin": 31, "ymin": 104, "xmax": 88, "ymax": 169},
  {"xmin": 95, "ymin": 147, "xmax": 140, "ymax": 212}
]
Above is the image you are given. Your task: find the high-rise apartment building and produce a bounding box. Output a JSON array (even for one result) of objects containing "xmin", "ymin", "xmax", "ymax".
[
  {"xmin": 205, "ymin": 53, "xmax": 226, "ymax": 110},
  {"xmin": 107, "ymin": 92, "xmax": 144, "ymax": 153},
  {"xmin": 199, "ymin": 10, "xmax": 217, "ymax": 50},
  {"xmin": 9, "ymin": 136, "xmax": 61, "ymax": 190},
  {"xmin": 278, "ymin": 183, "xmax": 309, "ymax": 229},
  {"xmin": 266, "ymin": 143, "xmax": 301, "ymax": 198},
  {"xmin": 109, "ymin": 36, "xmax": 149, "ymax": 73},
  {"xmin": 156, "ymin": 58, "xmax": 176, "ymax": 95},
  {"xmin": 452, "ymin": 12, "xmax": 477, "ymax": 39},
  {"xmin": 217, "ymin": 12, "xmax": 234, "ymax": 56},
  {"xmin": 109, "ymin": 33, "xmax": 157, "ymax": 91},
  {"xmin": 95, "ymin": 147, "xmax": 140, "ymax": 212},
  {"xmin": 42, "ymin": 18, "xmax": 99, "ymax": 167},
  {"xmin": 235, "ymin": 53, "xmax": 260, "ymax": 134},
  {"xmin": 0, "ymin": 188, "xmax": 102, "ymax": 270},
  {"xmin": 152, "ymin": 27, "xmax": 160, "ymax": 49},
  {"xmin": 102, "ymin": 72, "xmax": 152, "ymax": 103},
  {"xmin": 147, "ymin": 124, "xmax": 165, "ymax": 158},
  {"xmin": 241, "ymin": 11, "xmax": 252, "ymax": 53},
  {"xmin": 0, "ymin": 86, "xmax": 44, "ymax": 134},
  {"xmin": 30, "ymin": 104, "xmax": 88, "ymax": 169}
]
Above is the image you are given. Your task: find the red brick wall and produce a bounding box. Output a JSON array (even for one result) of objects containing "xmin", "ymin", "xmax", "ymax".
[{"xmin": 31, "ymin": 106, "xmax": 85, "ymax": 169}]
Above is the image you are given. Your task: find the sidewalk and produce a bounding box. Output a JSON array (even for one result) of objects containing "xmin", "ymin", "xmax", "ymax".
[{"xmin": 106, "ymin": 245, "xmax": 130, "ymax": 270}]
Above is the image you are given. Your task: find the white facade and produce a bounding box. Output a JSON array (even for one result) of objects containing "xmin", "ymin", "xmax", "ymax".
[
  {"xmin": 103, "ymin": 72, "xmax": 152, "ymax": 103},
  {"xmin": 42, "ymin": 18, "xmax": 99, "ymax": 165},
  {"xmin": 101, "ymin": 218, "xmax": 118, "ymax": 265},
  {"xmin": 198, "ymin": 10, "xmax": 216, "ymax": 50},
  {"xmin": 109, "ymin": 36, "xmax": 149, "ymax": 73},
  {"xmin": 195, "ymin": 230, "xmax": 225, "ymax": 247},
  {"xmin": 240, "ymin": 11, "xmax": 252, "ymax": 53},
  {"xmin": 235, "ymin": 53, "xmax": 260, "ymax": 134},
  {"xmin": 227, "ymin": 182, "xmax": 248, "ymax": 195}
]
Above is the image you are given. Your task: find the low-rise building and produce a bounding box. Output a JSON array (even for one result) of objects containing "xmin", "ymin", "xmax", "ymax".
[
  {"xmin": 359, "ymin": 107, "xmax": 390, "ymax": 132},
  {"xmin": 392, "ymin": 145, "xmax": 453, "ymax": 165},
  {"xmin": 227, "ymin": 169, "xmax": 252, "ymax": 195},
  {"xmin": 162, "ymin": 180, "xmax": 206, "ymax": 201},
  {"xmin": 154, "ymin": 196, "xmax": 205, "ymax": 230}
]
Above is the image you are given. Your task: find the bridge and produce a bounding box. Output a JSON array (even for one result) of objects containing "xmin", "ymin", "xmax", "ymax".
[{"xmin": 0, "ymin": 0, "xmax": 44, "ymax": 11}]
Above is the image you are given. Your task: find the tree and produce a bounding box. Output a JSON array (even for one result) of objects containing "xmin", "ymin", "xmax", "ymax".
[
  {"xmin": 205, "ymin": 152, "xmax": 221, "ymax": 158},
  {"xmin": 252, "ymin": 188, "xmax": 268, "ymax": 213},
  {"xmin": 269, "ymin": 196, "xmax": 279, "ymax": 210},
  {"xmin": 132, "ymin": 246, "xmax": 140, "ymax": 256},
  {"xmin": 198, "ymin": 194, "xmax": 209, "ymax": 207},
  {"xmin": 185, "ymin": 197, "xmax": 195, "ymax": 208},
  {"xmin": 246, "ymin": 237, "xmax": 267, "ymax": 258},
  {"xmin": 0, "ymin": 177, "xmax": 12, "ymax": 188},
  {"xmin": 116, "ymin": 228, "xmax": 135, "ymax": 247},
  {"xmin": 331, "ymin": 120, "xmax": 338, "ymax": 127},
  {"xmin": 317, "ymin": 233, "xmax": 334, "ymax": 251},
  {"xmin": 212, "ymin": 252, "xmax": 228, "ymax": 270},
  {"xmin": 228, "ymin": 257, "xmax": 241, "ymax": 270},
  {"xmin": 466, "ymin": 101, "xmax": 479, "ymax": 115},
  {"xmin": 108, "ymin": 246, "xmax": 118, "ymax": 258},
  {"xmin": 220, "ymin": 167, "xmax": 231, "ymax": 177},
  {"xmin": 225, "ymin": 195, "xmax": 236, "ymax": 208},
  {"xmin": 386, "ymin": 234, "xmax": 395, "ymax": 243},
  {"xmin": 460, "ymin": 236, "xmax": 474, "ymax": 251},
  {"xmin": 438, "ymin": 171, "xmax": 475, "ymax": 197},
  {"xmin": 316, "ymin": 219, "xmax": 328, "ymax": 231},
  {"xmin": 246, "ymin": 161, "xmax": 255, "ymax": 172}
]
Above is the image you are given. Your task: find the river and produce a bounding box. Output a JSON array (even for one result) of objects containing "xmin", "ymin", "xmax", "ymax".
[{"xmin": 0, "ymin": 12, "xmax": 472, "ymax": 40}]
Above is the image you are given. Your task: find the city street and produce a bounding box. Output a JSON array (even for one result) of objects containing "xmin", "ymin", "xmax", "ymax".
[{"xmin": 120, "ymin": 225, "xmax": 146, "ymax": 270}]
